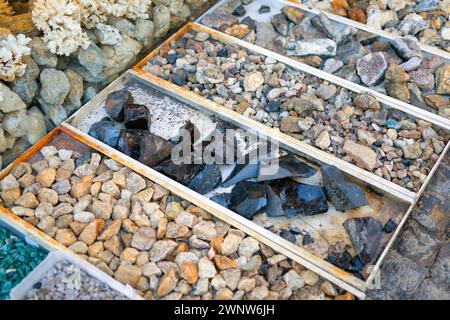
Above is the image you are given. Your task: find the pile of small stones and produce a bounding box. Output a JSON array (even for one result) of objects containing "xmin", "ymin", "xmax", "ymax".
[
  {"xmin": 0, "ymin": 146, "xmax": 352, "ymax": 300},
  {"xmin": 26, "ymin": 261, "xmax": 128, "ymax": 300},
  {"xmin": 201, "ymin": 1, "xmax": 450, "ymax": 119},
  {"xmin": 302, "ymin": 0, "xmax": 450, "ymax": 52},
  {"xmin": 143, "ymin": 30, "xmax": 448, "ymax": 192},
  {"xmin": 0, "ymin": 226, "xmax": 47, "ymax": 300}
]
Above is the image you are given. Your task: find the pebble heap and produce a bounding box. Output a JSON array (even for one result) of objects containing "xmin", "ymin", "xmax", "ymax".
[
  {"xmin": 0, "ymin": 226, "xmax": 47, "ymax": 300},
  {"xmin": 301, "ymin": 0, "xmax": 450, "ymax": 52},
  {"xmin": 143, "ymin": 31, "xmax": 448, "ymax": 192},
  {"xmin": 0, "ymin": 0, "xmax": 213, "ymax": 170},
  {"xmin": 0, "ymin": 146, "xmax": 352, "ymax": 300},
  {"xmin": 26, "ymin": 261, "xmax": 128, "ymax": 300},
  {"xmin": 201, "ymin": 1, "xmax": 450, "ymax": 119}
]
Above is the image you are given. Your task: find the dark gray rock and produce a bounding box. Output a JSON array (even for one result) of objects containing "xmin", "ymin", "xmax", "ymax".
[
  {"xmin": 232, "ymin": 5, "xmax": 246, "ymax": 17},
  {"xmin": 88, "ymin": 120, "xmax": 123, "ymax": 148},
  {"xmin": 259, "ymin": 5, "xmax": 271, "ymax": 14},
  {"xmin": 222, "ymin": 163, "xmax": 259, "ymax": 188},
  {"xmin": 271, "ymin": 13, "xmax": 290, "ymax": 36},
  {"xmin": 117, "ymin": 129, "xmax": 148, "ymax": 159},
  {"xmin": 258, "ymin": 154, "xmax": 316, "ymax": 182},
  {"xmin": 343, "ymin": 217, "xmax": 383, "ymax": 264},
  {"xmin": 105, "ymin": 89, "xmax": 134, "ymax": 121},
  {"xmin": 123, "ymin": 103, "xmax": 150, "ymax": 130},
  {"xmin": 229, "ymin": 181, "xmax": 267, "ymax": 219},
  {"xmin": 321, "ymin": 165, "xmax": 369, "ymax": 211},
  {"xmin": 210, "ymin": 193, "xmax": 231, "ymax": 208},
  {"xmin": 188, "ymin": 164, "xmax": 222, "ymax": 194},
  {"xmin": 266, "ymin": 180, "xmax": 328, "ymax": 217},
  {"xmin": 138, "ymin": 133, "xmax": 173, "ymax": 167}
]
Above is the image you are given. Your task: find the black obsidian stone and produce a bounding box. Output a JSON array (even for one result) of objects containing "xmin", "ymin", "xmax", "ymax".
[
  {"xmin": 321, "ymin": 165, "xmax": 369, "ymax": 212},
  {"xmin": 117, "ymin": 129, "xmax": 148, "ymax": 160},
  {"xmin": 188, "ymin": 164, "xmax": 222, "ymax": 194},
  {"xmin": 178, "ymin": 120, "xmax": 202, "ymax": 148},
  {"xmin": 280, "ymin": 229, "xmax": 297, "ymax": 243},
  {"xmin": 258, "ymin": 154, "xmax": 316, "ymax": 182},
  {"xmin": 154, "ymin": 160, "xmax": 202, "ymax": 185},
  {"xmin": 210, "ymin": 193, "xmax": 232, "ymax": 208},
  {"xmin": 383, "ymin": 218, "xmax": 397, "ymax": 233},
  {"xmin": 343, "ymin": 217, "xmax": 383, "ymax": 264},
  {"xmin": 88, "ymin": 120, "xmax": 123, "ymax": 148},
  {"xmin": 123, "ymin": 103, "xmax": 150, "ymax": 130},
  {"xmin": 241, "ymin": 16, "xmax": 256, "ymax": 29},
  {"xmin": 229, "ymin": 181, "xmax": 267, "ymax": 219},
  {"xmin": 222, "ymin": 163, "xmax": 260, "ymax": 188},
  {"xmin": 232, "ymin": 5, "xmax": 246, "ymax": 17},
  {"xmin": 302, "ymin": 233, "xmax": 314, "ymax": 245},
  {"xmin": 104, "ymin": 89, "xmax": 133, "ymax": 121},
  {"xmin": 138, "ymin": 133, "xmax": 173, "ymax": 167},
  {"xmin": 266, "ymin": 179, "xmax": 328, "ymax": 217},
  {"xmin": 259, "ymin": 5, "xmax": 271, "ymax": 14}
]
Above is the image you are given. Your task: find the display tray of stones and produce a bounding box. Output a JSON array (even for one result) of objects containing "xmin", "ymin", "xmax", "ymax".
[
  {"xmin": 198, "ymin": 0, "xmax": 450, "ymax": 120},
  {"xmin": 0, "ymin": 131, "xmax": 355, "ymax": 300},
  {"xmin": 64, "ymin": 74, "xmax": 409, "ymax": 282},
  {"xmin": 139, "ymin": 28, "xmax": 449, "ymax": 193},
  {"xmin": 9, "ymin": 251, "xmax": 130, "ymax": 300},
  {"xmin": 0, "ymin": 221, "xmax": 48, "ymax": 300},
  {"xmin": 300, "ymin": 0, "xmax": 450, "ymax": 53}
]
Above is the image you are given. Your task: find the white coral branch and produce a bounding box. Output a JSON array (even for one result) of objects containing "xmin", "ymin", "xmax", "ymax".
[
  {"xmin": 0, "ymin": 34, "xmax": 32, "ymax": 82},
  {"xmin": 78, "ymin": 0, "xmax": 110, "ymax": 29},
  {"xmin": 32, "ymin": 0, "xmax": 90, "ymax": 56},
  {"xmin": 106, "ymin": 0, "xmax": 152, "ymax": 20}
]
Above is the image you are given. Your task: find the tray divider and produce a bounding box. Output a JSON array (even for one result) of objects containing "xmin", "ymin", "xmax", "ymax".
[{"xmin": 285, "ymin": 0, "xmax": 450, "ymax": 61}]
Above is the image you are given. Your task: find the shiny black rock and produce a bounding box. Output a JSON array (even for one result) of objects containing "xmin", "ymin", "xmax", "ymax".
[
  {"xmin": 258, "ymin": 154, "xmax": 316, "ymax": 182},
  {"xmin": 188, "ymin": 164, "xmax": 222, "ymax": 194},
  {"xmin": 117, "ymin": 129, "xmax": 148, "ymax": 159},
  {"xmin": 229, "ymin": 181, "xmax": 267, "ymax": 219},
  {"xmin": 321, "ymin": 165, "xmax": 369, "ymax": 212},
  {"xmin": 343, "ymin": 217, "xmax": 383, "ymax": 264},
  {"xmin": 266, "ymin": 179, "xmax": 328, "ymax": 217},
  {"xmin": 88, "ymin": 120, "xmax": 123, "ymax": 148},
  {"xmin": 210, "ymin": 193, "xmax": 231, "ymax": 208},
  {"xmin": 105, "ymin": 89, "xmax": 133, "ymax": 121},
  {"xmin": 178, "ymin": 120, "xmax": 202, "ymax": 147},
  {"xmin": 222, "ymin": 163, "xmax": 260, "ymax": 188},
  {"xmin": 153, "ymin": 160, "xmax": 202, "ymax": 185},
  {"xmin": 123, "ymin": 103, "xmax": 150, "ymax": 130},
  {"xmin": 138, "ymin": 133, "xmax": 173, "ymax": 167}
]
